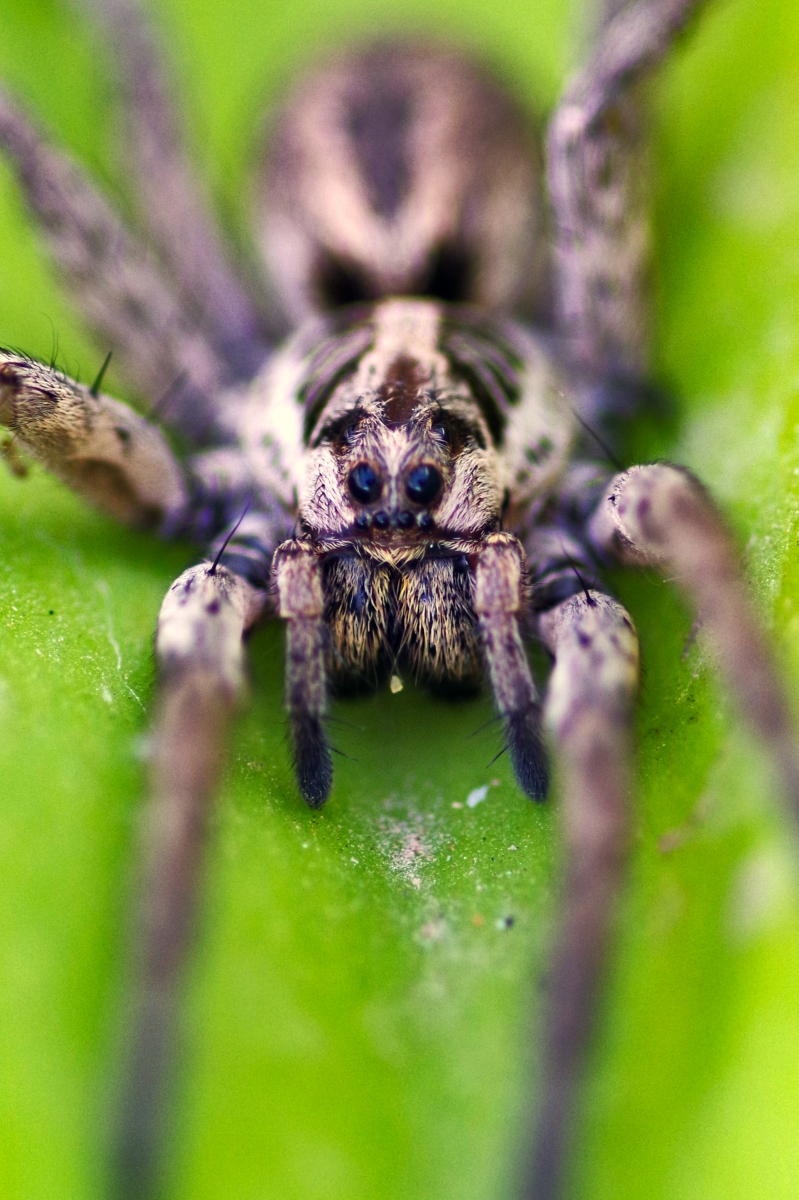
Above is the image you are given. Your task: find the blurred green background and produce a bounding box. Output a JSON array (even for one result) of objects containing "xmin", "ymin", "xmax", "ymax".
[{"xmin": 1, "ymin": 0, "xmax": 799, "ymax": 1197}]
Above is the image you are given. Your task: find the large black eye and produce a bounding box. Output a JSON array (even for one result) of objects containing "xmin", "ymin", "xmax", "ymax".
[
  {"xmin": 405, "ymin": 464, "xmax": 443, "ymax": 506},
  {"xmin": 348, "ymin": 462, "xmax": 382, "ymax": 505}
]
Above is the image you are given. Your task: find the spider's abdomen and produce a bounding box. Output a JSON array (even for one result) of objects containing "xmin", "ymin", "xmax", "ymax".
[{"xmin": 257, "ymin": 43, "xmax": 548, "ymax": 324}]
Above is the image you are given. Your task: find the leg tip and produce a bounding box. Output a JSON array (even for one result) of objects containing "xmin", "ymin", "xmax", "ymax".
[
  {"xmin": 507, "ymin": 708, "xmax": 549, "ymax": 801},
  {"xmin": 292, "ymin": 713, "xmax": 333, "ymax": 808}
]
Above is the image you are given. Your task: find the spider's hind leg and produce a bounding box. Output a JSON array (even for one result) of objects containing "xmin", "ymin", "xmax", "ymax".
[
  {"xmin": 547, "ymin": 0, "xmax": 707, "ymax": 384},
  {"xmin": 0, "ymin": 91, "xmax": 231, "ymax": 443},
  {"xmin": 76, "ymin": 0, "xmax": 270, "ymax": 375}
]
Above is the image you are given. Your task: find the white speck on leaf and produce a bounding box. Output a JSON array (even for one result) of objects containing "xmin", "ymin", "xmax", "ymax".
[{"xmin": 466, "ymin": 785, "xmax": 489, "ymax": 808}]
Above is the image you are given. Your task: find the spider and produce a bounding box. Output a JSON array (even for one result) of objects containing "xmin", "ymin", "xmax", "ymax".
[{"xmin": 1, "ymin": 0, "xmax": 798, "ymax": 1197}]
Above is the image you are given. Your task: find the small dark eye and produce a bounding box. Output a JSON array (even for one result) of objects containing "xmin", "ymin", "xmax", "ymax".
[
  {"xmin": 348, "ymin": 462, "xmax": 382, "ymax": 504},
  {"xmin": 405, "ymin": 464, "xmax": 442, "ymax": 506}
]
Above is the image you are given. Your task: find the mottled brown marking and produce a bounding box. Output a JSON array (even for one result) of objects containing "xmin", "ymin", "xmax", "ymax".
[
  {"xmin": 378, "ymin": 354, "xmax": 426, "ymax": 425},
  {"xmin": 346, "ymin": 72, "xmax": 412, "ymax": 218}
]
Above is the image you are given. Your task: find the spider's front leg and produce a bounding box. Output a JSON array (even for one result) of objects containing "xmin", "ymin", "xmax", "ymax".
[
  {"xmin": 591, "ymin": 464, "xmax": 799, "ymax": 814},
  {"xmin": 473, "ymin": 532, "xmax": 549, "ymax": 799},
  {"xmin": 0, "ymin": 352, "xmax": 186, "ymax": 526},
  {"xmin": 520, "ymin": 590, "xmax": 639, "ymax": 1200},
  {"xmin": 116, "ymin": 553, "xmax": 269, "ymax": 1198}
]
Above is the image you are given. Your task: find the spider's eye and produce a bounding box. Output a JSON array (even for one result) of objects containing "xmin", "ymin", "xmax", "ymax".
[
  {"xmin": 405, "ymin": 464, "xmax": 443, "ymax": 506},
  {"xmin": 348, "ymin": 462, "xmax": 382, "ymax": 504},
  {"xmin": 430, "ymin": 416, "xmax": 466, "ymax": 455}
]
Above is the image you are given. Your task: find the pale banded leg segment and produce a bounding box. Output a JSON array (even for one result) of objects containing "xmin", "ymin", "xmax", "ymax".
[
  {"xmin": 547, "ymin": 0, "xmax": 707, "ymax": 381},
  {"xmin": 273, "ymin": 540, "xmax": 333, "ymax": 807},
  {"xmin": 114, "ymin": 563, "xmax": 266, "ymax": 1198},
  {"xmin": 474, "ymin": 533, "xmax": 548, "ymax": 799},
  {"xmin": 0, "ymin": 353, "xmax": 186, "ymax": 528},
  {"xmin": 591, "ymin": 463, "xmax": 799, "ymax": 818},
  {"xmin": 0, "ymin": 90, "xmax": 229, "ymax": 442},
  {"xmin": 77, "ymin": 0, "xmax": 270, "ymax": 376},
  {"xmin": 522, "ymin": 591, "xmax": 639, "ymax": 1200}
]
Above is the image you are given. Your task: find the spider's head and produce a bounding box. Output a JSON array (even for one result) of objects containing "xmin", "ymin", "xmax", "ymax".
[
  {"xmin": 296, "ymin": 300, "xmax": 504, "ymax": 553},
  {"xmin": 256, "ymin": 42, "xmax": 548, "ymax": 324}
]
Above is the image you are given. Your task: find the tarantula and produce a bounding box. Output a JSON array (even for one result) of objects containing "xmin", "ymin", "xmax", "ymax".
[{"xmin": 1, "ymin": 0, "xmax": 798, "ymax": 1196}]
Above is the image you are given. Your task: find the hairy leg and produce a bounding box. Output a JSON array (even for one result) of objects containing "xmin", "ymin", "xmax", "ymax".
[
  {"xmin": 547, "ymin": 0, "xmax": 707, "ymax": 381},
  {"xmin": 273, "ymin": 539, "xmax": 333, "ymax": 807},
  {"xmin": 473, "ymin": 532, "xmax": 549, "ymax": 798},
  {"xmin": 0, "ymin": 90, "xmax": 231, "ymax": 443},
  {"xmin": 590, "ymin": 463, "xmax": 799, "ymax": 815},
  {"xmin": 114, "ymin": 561, "xmax": 267, "ymax": 1199},
  {"xmin": 0, "ymin": 352, "xmax": 186, "ymax": 527},
  {"xmin": 78, "ymin": 0, "xmax": 270, "ymax": 376},
  {"xmin": 520, "ymin": 590, "xmax": 639, "ymax": 1200}
]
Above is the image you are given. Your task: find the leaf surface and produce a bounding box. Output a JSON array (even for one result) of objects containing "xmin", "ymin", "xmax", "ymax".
[{"xmin": 0, "ymin": 2, "xmax": 798, "ymax": 1198}]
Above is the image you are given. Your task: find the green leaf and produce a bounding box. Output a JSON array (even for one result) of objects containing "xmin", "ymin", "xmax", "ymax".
[{"xmin": 1, "ymin": 2, "xmax": 798, "ymax": 1199}]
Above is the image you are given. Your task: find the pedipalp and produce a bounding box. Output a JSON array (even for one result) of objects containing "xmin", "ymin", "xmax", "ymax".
[{"xmin": 474, "ymin": 532, "xmax": 549, "ymax": 800}]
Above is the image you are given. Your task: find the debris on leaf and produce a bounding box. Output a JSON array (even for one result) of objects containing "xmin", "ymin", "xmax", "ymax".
[
  {"xmin": 466, "ymin": 785, "xmax": 489, "ymax": 808},
  {"xmin": 418, "ymin": 918, "xmax": 447, "ymax": 941}
]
